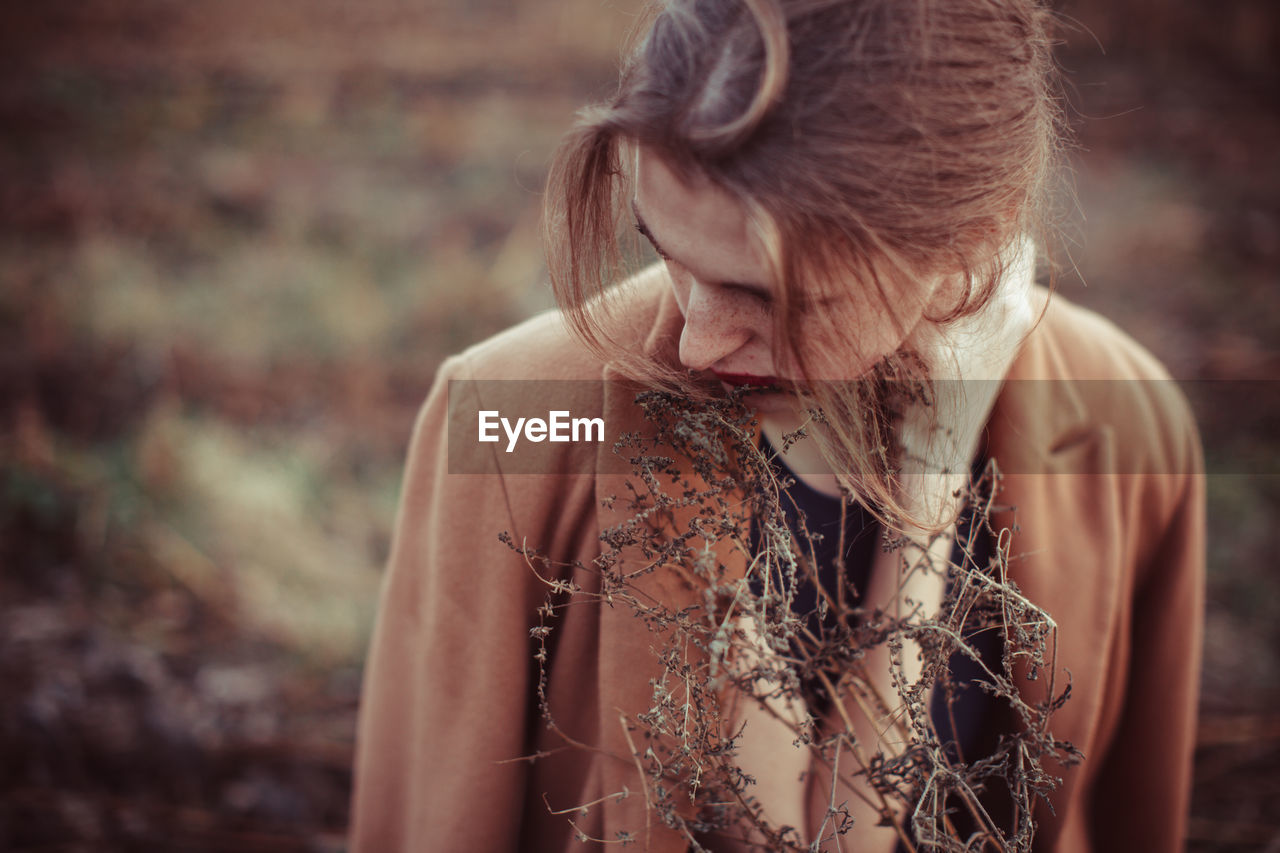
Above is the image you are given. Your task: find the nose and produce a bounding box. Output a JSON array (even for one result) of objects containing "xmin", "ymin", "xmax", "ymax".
[{"xmin": 677, "ymin": 281, "xmax": 753, "ymax": 372}]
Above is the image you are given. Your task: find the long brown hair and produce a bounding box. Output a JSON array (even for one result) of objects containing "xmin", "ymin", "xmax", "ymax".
[{"xmin": 543, "ymin": 0, "xmax": 1065, "ymax": 526}]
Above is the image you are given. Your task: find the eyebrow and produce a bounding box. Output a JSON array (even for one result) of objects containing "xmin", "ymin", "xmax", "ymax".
[{"xmin": 630, "ymin": 198, "xmax": 774, "ymax": 301}]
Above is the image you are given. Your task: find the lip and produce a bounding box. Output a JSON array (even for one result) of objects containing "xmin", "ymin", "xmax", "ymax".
[{"xmin": 712, "ymin": 371, "xmax": 781, "ymax": 388}]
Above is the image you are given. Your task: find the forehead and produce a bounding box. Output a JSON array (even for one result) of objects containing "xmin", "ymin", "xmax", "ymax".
[{"xmin": 633, "ymin": 147, "xmax": 771, "ymax": 286}]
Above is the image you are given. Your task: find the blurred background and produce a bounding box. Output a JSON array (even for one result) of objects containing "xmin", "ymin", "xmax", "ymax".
[{"xmin": 0, "ymin": 0, "xmax": 1276, "ymax": 849}]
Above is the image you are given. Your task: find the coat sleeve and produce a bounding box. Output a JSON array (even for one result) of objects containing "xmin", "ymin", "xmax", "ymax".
[
  {"xmin": 1088, "ymin": 403, "xmax": 1207, "ymax": 852},
  {"xmin": 349, "ymin": 355, "xmax": 545, "ymax": 851}
]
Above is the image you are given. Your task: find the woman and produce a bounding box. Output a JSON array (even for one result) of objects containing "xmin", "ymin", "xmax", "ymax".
[{"xmin": 350, "ymin": 0, "xmax": 1204, "ymax": 850}]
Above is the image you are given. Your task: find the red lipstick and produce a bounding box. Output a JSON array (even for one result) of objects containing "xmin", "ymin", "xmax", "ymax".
[{"xmin": 712, "ymin": 371, "xmax": 780, "ymax": 388}]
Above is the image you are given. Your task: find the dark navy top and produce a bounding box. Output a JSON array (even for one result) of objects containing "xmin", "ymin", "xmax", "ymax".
[{"xmin": 750, "ymin": 438, "xmax": 1009, "ymax": 843}]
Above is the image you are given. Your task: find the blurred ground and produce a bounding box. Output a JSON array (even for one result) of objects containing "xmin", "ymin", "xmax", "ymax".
[{"xmin": 0, "ymin": 0, "xmax": 1277, "ymax": 850}]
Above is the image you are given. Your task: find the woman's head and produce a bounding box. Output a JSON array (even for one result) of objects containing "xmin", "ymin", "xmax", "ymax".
[
  {"xmin": 544, "ymin": 0, "xmax": 1064, "ymax": 516},
  {"xmin": 632, "ymin": 145, "xmax": 955, "ymax": 398}
]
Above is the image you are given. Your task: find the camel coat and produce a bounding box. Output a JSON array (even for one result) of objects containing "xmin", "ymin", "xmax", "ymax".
[{"xmin": 349, "ymin": 266, "xmax": 1205, "ymax": 852}]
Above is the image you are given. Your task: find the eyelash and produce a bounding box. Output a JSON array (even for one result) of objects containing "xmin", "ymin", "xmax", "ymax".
[
  {"xmin": 726, "ymin": 283, "xmax": 774, "ymax": 308},
  {"xmin": 635, "ymin": 223, "xmax": 671, "ymax": 261}
]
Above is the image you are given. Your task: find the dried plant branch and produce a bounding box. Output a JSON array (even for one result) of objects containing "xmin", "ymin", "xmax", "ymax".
[{"xmin": 501, "ymin": 389, "xmax": 1078, "ymax": 850}]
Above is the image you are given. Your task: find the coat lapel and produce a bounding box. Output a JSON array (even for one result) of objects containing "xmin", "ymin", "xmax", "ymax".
[{"xmin": 985, "ymin": 315, "xmax": 1122, "ymax": 831}]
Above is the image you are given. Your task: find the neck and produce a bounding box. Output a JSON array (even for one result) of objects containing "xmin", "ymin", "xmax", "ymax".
[{"xmin": 760, "ymin": 412, "xmax": 843, "ymax": 498}]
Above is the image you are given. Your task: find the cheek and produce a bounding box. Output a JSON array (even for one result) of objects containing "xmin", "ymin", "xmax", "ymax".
[
  {"xmin": 793, "ymin": 304, "xmax": 916, "ymax": 381},
  {"xmin": 778, "ymin": 268, "xmax": 941, "ymax": 381}
]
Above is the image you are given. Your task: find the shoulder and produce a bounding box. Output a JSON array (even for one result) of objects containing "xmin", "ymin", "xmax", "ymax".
[
  {"xmin": 443, "ymin": 308, "xmax": 600, "ymax": 383},
  {"xmin": 1045, "ymin": 290, "xmax": 1202, "ymax": 445},
  {"xmin": 993, "ymin": 288, "xmax": 1202, "ymax": 547},
  {"xmin": 449, "ymin": 264, "xmax": 673, "ymax": 383},
  {"xmin": 1006, "ymin": 288, "xmax": 1204, "ymax": 566},
  {"xmin": 417, "ymin": 265, "xmax": 674, "ymax": 486},
  {"xmin": 1016, "ymin": 289, "xmax": 1200, "ymax": 464},
  {"xmin": 1029, "ymin": 287, "xmax": 1174, "ymax": 383}
]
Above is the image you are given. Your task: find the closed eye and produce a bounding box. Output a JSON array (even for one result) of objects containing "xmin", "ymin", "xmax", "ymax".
[
  {"xmin": 633, "ymin": 207, "xmax": 776, "ymax": 306},
  {"xmin": 634, "ymin": 221, "xmax": 671, "ymax": 261},
  {"xmin": 722, "ymin": 281, "xmax": 773, "ymax": 306}
]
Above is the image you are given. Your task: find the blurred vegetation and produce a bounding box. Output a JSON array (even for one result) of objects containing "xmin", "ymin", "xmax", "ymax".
[{"xmin": 0, "ymin": 0, "xmax": 1276, "ymax": 849}]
